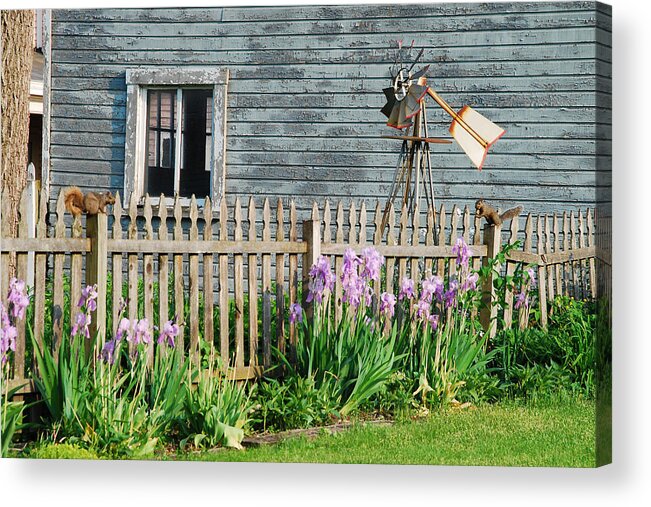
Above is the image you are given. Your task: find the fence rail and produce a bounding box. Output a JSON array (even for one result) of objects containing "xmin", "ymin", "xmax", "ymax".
[{"xmin": 1, "ymin": 186, "xmax": 597, "ymax": 394}]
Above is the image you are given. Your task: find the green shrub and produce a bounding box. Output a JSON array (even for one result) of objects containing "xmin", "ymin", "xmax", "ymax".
[
  {"xmin": 491, "ymin": 296, "xmax": 595, "ymax": 399},
  {"xmin": 179, "ymin": 353, "xmax": 253, "ymax": 450},
  {"xmin": 251, "ymin": 375, "xmax": 339, "ymax": 432}
]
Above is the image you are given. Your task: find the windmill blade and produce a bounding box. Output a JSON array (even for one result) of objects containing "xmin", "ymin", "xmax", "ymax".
[
  {"xmin": 404, "ymin": 93, "xmax": 421, "ymax": 120},
  {"xmin": 381, "ymin": 100, "xmax": 396, "ymax": 118},
  {"xmin": 381, "ymin": 87, "xmax": 397, "ymax": 118},
  {"xmin": 407, "ymin": 84, "xmax": 429, "ymax": 103},
  {"xmin": 386, "ymin": 101, "xmax": 402, "ymax": 128},
  {"xmin": 411, "ymin": 64, "xmax": 430, "ymax": 81},
  {"xmin": 396, "ymin": 101, "xmax": 413, "ymax": 129},
  {"xmin": 449, "ymin": 106, "xmax": 505, "ymax": 170},
  {"xmin": 383, "ymin": 87, "xmax": 395, "ymax": 100}
]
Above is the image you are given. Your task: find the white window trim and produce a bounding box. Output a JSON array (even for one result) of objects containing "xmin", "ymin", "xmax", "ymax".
[{"xmin": 124, "ymin": 67, "xmax": 229, "ymax": 207}]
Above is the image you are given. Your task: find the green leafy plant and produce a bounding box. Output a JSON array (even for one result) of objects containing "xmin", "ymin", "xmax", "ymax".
[
  {"xmin": 1, "ymin": 385, "xmax": 27, "ymax": 457},
  {"xmin": 180, "ymin": 351, "xmax": 253, "ymax": 450},
  {"xmin": 251, "ymin": 373, "xmax": 339, "ymax": 433}
]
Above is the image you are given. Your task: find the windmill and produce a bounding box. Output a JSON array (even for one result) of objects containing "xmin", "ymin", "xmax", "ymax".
[{"xmin": 380, "ymin": 44, "xmax": 505, "ymax": 229}]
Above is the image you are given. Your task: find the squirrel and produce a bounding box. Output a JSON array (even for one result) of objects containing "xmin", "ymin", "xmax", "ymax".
[
  {"xmin": 475, "ymin": 199, "xmax": 522, "ymax": 226},
  {"xmin": 64, "ymin": 187, "xmax": 116, "ymax": 217}
]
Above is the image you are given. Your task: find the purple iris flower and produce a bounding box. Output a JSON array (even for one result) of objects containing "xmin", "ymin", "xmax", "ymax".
[
  {"xmin": 452, "ymin": 237, "xmax": 471, "ymax": 268},
  {"xmin": 399, "ymin": 278, "xmax": 415, "ymax": 301},
  {"xmin": 289, "ymin": 303, "xmax": 303, "ymax": 324},
  {"xmin": 379, "ymin": 292, "xmax": 396, "ymax": 318},
  {"xmin": 78, "ymin": 284, "xmax": 98, "ymax": 312},
  {"xmin": 157, "ymin": 318, "xmax": 180, "ymax": 347},
  {"xmin": 360, "ymin": 247, "xmax": 384, "ymax": 282},
  {"xmin": 8, "ymin": 278, "xmax": 29, "ymax": 320},
  {"xmin": 515, "ymin": 291, "xmax": 529, "ymax": 309},
  {"xmin": 71, "ymin": 312, "xmax": 91, "ymax": 339},
  {"xmin": 307, "ymin": 255, "xmax": 335, "ymax": 304},
  {"xmin": 100, "ymin": 339, "xmax": 117, "ymax": 364}
]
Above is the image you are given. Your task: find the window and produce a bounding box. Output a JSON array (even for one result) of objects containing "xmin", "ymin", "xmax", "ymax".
[{"xmin": 124, "ymin": 68, "xmax": 229, "ymax": 205}]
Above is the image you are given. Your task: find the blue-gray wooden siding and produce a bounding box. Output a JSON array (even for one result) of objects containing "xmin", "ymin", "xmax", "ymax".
[{"xmin": 47, "ymin": 1, "xmax": 612, "ymax": 217}]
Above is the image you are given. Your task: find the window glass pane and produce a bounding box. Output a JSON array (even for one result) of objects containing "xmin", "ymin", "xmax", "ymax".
[
  {"xmin": 148, "ymin": 92, "xmax": 158, "ymax": 128},
  {"xmin": 205, "ymin": 95, "xmax": 212, "ymax": 172},
  {"xmin": 145, "ymin": 89, "xmax": 175, "ymax": 197},
  {"xmin": 179, "ymin": 88, "xmax": 212, "ymax": 198},
  {"xmin": 147, "ymin": 130, "xmax": 157, "ymax": 167},
  {"xmin": 159, "ymin": 92, "xmax": 173, "ymax": 129}
]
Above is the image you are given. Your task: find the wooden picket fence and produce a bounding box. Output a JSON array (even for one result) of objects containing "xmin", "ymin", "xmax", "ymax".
[{"xmin": 1, "ymin": 186, "xmax": 598, "ymax": 394}]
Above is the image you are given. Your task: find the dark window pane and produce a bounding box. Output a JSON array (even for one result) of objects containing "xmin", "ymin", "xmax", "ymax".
[
  {"xmin": 179, "ymin": 88, "xmax": 212, "ymax": 198},
  {"xmin": 145, "ymin": 89, "xmax": 175, "ymax": 197}
]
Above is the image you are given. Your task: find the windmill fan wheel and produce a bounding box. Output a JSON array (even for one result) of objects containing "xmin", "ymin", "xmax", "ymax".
[{"xmin": 381, "ymin": 64, "xmax": 430, "ymax": 130}]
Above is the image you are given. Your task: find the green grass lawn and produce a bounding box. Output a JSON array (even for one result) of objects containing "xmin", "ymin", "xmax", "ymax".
[{"xmin": 174, "ymin": 400, "xmax": 596, "ymax": 467}]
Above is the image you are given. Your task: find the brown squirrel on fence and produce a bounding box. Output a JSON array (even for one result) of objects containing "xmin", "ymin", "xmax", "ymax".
[
  {"xmin": 64, "ymin": 187, "xmax": 116, "ymax": 217},
  {"xmin": 475, "ymin": 199, "xmax": 522, "ymax": 226}
]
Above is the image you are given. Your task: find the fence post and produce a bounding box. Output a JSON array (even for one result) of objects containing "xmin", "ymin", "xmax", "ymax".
[
  {"xmin": 480, "ymin": 223, "xmax": 501, "ymax": 340},
  {"xmin": 302, "ymin": 205, "xmax": 321, "ymax": 320},
  {"xmin": 86, "ymin": 213, "xmax": 108, "ymax": 354}
]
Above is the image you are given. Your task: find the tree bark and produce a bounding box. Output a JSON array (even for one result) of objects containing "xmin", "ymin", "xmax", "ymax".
[{"xmin": 1, "ymin": 10, "xmax": 34, "ymax": 277}]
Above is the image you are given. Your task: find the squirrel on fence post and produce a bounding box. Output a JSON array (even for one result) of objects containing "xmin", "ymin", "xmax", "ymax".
[
  {"xmin": 475, "ymin": 199, "xmax": 522, "ymax": 226},
  {"xmin": 64, "ymin": 186, "xmax": 116, "ymax": 217}
]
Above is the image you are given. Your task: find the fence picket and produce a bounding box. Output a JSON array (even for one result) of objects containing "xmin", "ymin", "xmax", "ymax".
[
  {"xmin": 188, "ymin": 196, "xmax": 200, "ymax": 367},
  {"xmin": 519, "ymin": 213, "xmax": 533, "ymax": 330},
  {"xmin": 14, "ymin": 190, "xmax": 30, "ymax": 379},
  {"xmin": 553, "ymin": 213, "xmax": 562, "ymax": 296},
  {"xmin": 449, "ymin": 205, "xmax": 459, "ymax": 277},
  {"xmin": 578, "ymin": 210, "xmax": 587, "ymax": 300},
  {"xmin": 247, "ymin": 197, "xmax": 259, "ymax": 366},
  {"xmin": 52, "ymin": 190, "xmax": 66, "ymax": 357},
  {"xmin": 570, "ymin": 211, "xmax": 579, "ymax": 299},
  {"xmin": 69, "ymin": 212, "xmax": 83, "ymax": 332},
  {"xmin": 156, "ymin": 195, "xmax": 168, "ymax": 338},
  {"xmin": 437, "ymin": 204, "xmax": 446, "ymax": 277},
  {"xmin": 127, "ymin": 196, "xmax": 139, "ymax": 354},
  {"xmin": 142, "ymin": 195, "xmax": 155, "ymax": 364},
  {"xmin": 472, "ymin": 212, "xmax": 482, "ymax": 276},
  {"xmin": 288, "ymin": 200, "xmax": 298, "ymax": 355},
  {"xmin": 173, "ymin": 195, "xmax": 185, "ymax": 351},
  {"xmin": 262, "ymin": 198, "xmax": 272, "ymax": 369},
  {"xmin": 503, "ymin": 216, "xmax": 519, "ymax": 329},
  {"xmin": 537, "ymin": 216, "xmax": 548, "ymax": 327},
  {"xmin": 33, "ymin": 188, "xmax": 48, "ymax": 347},
  {"xmin": 385, "ymin": 202, "xmax": 396, "ymax": 295},
  {"xmin": 373, "ymin": 201, "xmax": 383, "ymax": 301},
  {"xmin": 334, "ymin": 201, "xmax": 344, "ymax": 325},
  {"xmin": 112, "ymin": 193, "xmax": 124, "ymax": 338},
  {"xmin": 545, "ymin": 215, "xmax": 554, "ymax": 301},
  {"xmin": 410, "ymin": 205, "xmax": 420, "ymax": 283},
  {"xmin": 218, "ymin": 198, "xmax": 229, "ymax": 365},
  {"xmin": 234, "ymin": 197, "xmax": 245, "ymax": 368},
  {"xmin": 587, "ymin": 209, "xmax": 597, "ymax": 299},
  {"xmin": 359, "ymin": 201, "xmax": 367, "ymax": 246},
  {"xmin": 203, "ymin": 197, "xmax": 214, "ymax": 349},
  {"xmin": 276, "ymin": 199, "xmax": 286, "ymax": 356},
  {"xmin": 398, "ymin": 203, "xmax": 408, "ymax": 284},
  {"xmin": 424, "ymin": 206, "xmax": 435, "ymax": 276}
]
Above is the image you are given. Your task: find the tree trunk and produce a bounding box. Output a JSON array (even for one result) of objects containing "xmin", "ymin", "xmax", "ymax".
[{"xmin": 1, "ymin": 10, "xmax": 34, "ymax": 278}]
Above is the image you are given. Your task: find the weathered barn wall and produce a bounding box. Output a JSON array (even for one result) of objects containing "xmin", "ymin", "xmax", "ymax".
[{"xmin": 47, "ymin": 2, "xmax": 612, "ymax": 217}]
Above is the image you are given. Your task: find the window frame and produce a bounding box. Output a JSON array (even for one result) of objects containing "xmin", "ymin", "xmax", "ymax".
[{"xmin": 124, "ymin": 67, "xmax": 229, "ymax": 206}]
